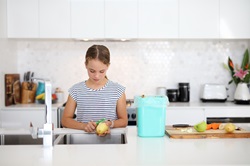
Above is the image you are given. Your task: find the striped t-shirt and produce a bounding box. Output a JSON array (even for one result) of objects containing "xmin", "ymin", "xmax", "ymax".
[{"xmin": 68, "ymin": 80, "xmax": 125, "ymax": 123}]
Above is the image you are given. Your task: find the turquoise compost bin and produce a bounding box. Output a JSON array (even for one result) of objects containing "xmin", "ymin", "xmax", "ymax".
[{"xmin": 134, "ymin": 95, "xmax": 169, "ymax": 137}]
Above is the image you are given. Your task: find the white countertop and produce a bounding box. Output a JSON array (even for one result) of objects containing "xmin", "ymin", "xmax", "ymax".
[
  {"xmin": 0, "ymin": 127, "xmax": 127, "ymax": 135},
  {"xmin": 0, "ymin": 126, "xmax": 250, "ymax": 166},
  {"xmin": 1, "ymin": 103, "xmax": 64, "ymax": 110},
  {"xmin": 168, "ymin": 101, "xmax": 250, "ymax": 109}
]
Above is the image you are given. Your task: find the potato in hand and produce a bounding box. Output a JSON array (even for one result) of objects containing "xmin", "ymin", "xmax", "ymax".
[{"xmin": 96, "ymin": 122, "xmax": 109, "ymax": 135}]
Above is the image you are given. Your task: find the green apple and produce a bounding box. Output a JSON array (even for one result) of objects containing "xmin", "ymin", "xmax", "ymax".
[{"xmin": 194, "ymin": 121, "xmax": 207, "ymax": 132}]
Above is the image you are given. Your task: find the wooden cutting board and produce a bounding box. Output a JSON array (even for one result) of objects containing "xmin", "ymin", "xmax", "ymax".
[{"xmin": 165, "ymin": 126, "xmax": 250, "ymax": 139}]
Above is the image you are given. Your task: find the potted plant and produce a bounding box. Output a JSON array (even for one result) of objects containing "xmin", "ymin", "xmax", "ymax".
[{"xmin": 227, "ymin": 49, "xmax": 250, "ymax": 104}]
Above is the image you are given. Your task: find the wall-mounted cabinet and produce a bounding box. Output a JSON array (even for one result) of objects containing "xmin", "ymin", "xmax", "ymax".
[
  {"xmin": 39, "ymin": 0, "xmax": 70, "ymax": 38},
  {"xmin": 105, "ymin": 0, "xmax": 137, "ymax": 39},
  {"xmin": 6, "ymin": 0, "xmax": 250, "ymax": 39},
  {"xmin": 71, "ymin": 0, "xmax": 137, "ymax": 39},
  {"xmin": 179, "ymin": 0, "xmax": 219, "ymax": 38},
  {"xmin": 7, "ymin": 0, "xmax": 39, "ymax": 38},
  {"xmin": 7, "ymin": 0, "xmax": 70, "ymax": 38},
  {"xmin": 138, "ymin": 0, "xmax": 178, "ymax": 39},
  {"xmin": 220, "ymin": 0, "xmax": 250, "ymax": 38},
  {"xmin": 71, "ymin": 0, "xmax": 105, "ymax": 39}
]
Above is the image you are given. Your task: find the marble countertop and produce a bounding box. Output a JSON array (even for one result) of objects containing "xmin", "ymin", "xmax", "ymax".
[{"xmin": 0, "ymin": 126, "xmax": 250, "ymax": 166}]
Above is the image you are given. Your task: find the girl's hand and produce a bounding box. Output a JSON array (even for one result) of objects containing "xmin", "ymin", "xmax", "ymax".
[
  {"xmin": 96, "ymin": 121, "xmax": 111, "ymax": 137},
  {"xmin": 97, "ymin": 128, "xmax": 110, "ymax": 137},
  {"xmin": 84, "ymin": 120, "xmax": 97, "ymax": 133}
]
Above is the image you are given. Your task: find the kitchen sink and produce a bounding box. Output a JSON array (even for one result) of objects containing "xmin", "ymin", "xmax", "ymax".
[
  {"xmin": 1, "ymin": 134, "xmax": 43, "ymax": 145},
  {"xmin": 0, "ymin": 134, "xmax": 60, "ymax": 145},
  {"xmin": 0, "ymin": 131, "xmax": 127, "ymax": 145},
  {"xmin": 55, "ymin": 133, "xmax": 127, "ymax": 145}
]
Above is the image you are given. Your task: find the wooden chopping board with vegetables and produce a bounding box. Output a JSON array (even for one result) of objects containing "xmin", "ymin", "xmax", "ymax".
[{"xmin": 165, "ymin": 122, "xmax": 250, "ymax": 139}]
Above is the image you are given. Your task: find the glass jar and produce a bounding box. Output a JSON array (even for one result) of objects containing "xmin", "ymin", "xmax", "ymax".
[{"xmin": 167, "ymin": 89, "xmax": 178, "ymax": 102}]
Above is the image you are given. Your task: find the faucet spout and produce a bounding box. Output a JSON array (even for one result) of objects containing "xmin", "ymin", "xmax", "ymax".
[
  {"xmin": 44, "ymin": 80, "xmax": 52, "ymax": 124},
  {"xmin": 30, "ymin": 78, "xmax": 54, "ymax": 147}
]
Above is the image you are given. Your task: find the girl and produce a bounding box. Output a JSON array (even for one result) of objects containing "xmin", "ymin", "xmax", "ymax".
[{"xmin": 61, "ymin": 45, "xmax": 127, "ymax": 136}]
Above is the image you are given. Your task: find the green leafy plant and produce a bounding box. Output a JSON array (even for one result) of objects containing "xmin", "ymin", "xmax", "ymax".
[{"xmin": 227, "ymin": 49, "xmax": 250, "ymax": 85}]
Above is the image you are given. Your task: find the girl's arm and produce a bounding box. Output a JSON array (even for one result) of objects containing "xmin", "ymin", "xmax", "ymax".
[
  {"xmin": 107, "ymin": 93, "xmax": 128, "ymax": 128},
  {"xmin": 61, "ymin": 95, "xmax": 96, "ymax": 132}
]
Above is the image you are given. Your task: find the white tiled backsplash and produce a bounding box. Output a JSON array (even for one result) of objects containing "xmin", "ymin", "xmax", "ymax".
[{"xmin": 16, "ymin": 40, "xmax": 250, "ymax": 102}]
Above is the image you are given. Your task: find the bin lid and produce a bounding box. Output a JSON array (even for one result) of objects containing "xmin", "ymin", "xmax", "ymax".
[{"xmin": 134, "ymin": 95, "xmax": 169, "ymax": 107}]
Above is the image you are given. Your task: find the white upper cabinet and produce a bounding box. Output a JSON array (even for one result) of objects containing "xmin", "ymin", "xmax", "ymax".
[
  {"xmin": 7, "ymin": 0, "xmax": 39, "ymax": 38},
  {"xmin": 179, "ymin": 0, "xmax": 219, "ymax": 38},
  {"xmin": 138, "ymin": 0, "xmax": 178, "ymax": 39},
  {"xmin": 105, "ymin": 0, "xmax": 137, "ymax": 39},
  {"xmin": 220, "ymin": 0, "xmax": 250, "ymax": 39},
  {"xmin": 39, "ymin": 0, "xmax": 70, "ymax": 38},
  {"xmin": 71, "ymin": 0, "xmax": 105, "ymax": 39},
  {"xmin": 6, "ymin": 0, "xmax": 250, "ymax": 39}
]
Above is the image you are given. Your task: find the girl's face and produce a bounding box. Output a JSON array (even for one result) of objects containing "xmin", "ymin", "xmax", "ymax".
[{"xmin": 85, "ymin": 59, "xmax": 109, "ymax": 83}]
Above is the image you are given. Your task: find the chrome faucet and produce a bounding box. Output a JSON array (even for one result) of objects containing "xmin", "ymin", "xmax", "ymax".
[{"xmin": 30, "ymin": 78, "xmax": 54, "ymax": 147}]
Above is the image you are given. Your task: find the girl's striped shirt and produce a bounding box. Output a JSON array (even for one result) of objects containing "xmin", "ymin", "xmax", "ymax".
[{"xmin": 69, "ymin": 80, "xmax": 125, "ymax": 123}]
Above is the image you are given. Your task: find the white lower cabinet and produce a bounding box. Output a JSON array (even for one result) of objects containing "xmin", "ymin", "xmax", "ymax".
[
  {"xmin": 0, "ymin": 109, "xmax": 58, "ymax": 129},
  {"xmin": 205, "ymin": 108, "xmax": 250, "ymax": 118},
  {"xmin": 166, "ymin": 107, "xmax": 250, "ymax": 126},
  {"xmin": 166, "ymin": 108, "xmax": 205, "ymax": 125}
]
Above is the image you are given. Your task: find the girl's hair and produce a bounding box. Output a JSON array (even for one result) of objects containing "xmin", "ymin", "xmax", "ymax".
[{"xmin": 85, "ymin": 45, "xmax": 110, "ymax": 66}]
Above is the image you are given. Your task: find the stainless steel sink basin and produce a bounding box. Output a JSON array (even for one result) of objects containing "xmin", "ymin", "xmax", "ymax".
[
  {"xmin": 55, "ymin": 133, "xmax": 127, "ymax": 145},
  {"xmin": 0, "ymin": 132, "xmax": 127, "ymax": 145},
  {"xmin": 1, "ymin": 134, "xmax": 43, "ymax": 145},
  {"xmin": 0, "ymin": 134, "xmax": 60, "ymax": 145}
]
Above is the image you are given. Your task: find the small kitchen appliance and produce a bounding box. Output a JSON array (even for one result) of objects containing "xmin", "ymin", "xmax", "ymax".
[
  {"xmin": 134, "ymin": 95, "xmax": 169, "ymax": 137},
  {"xmin": 200, "ymin": 84, "xmax": 227, "ymax": 102}
]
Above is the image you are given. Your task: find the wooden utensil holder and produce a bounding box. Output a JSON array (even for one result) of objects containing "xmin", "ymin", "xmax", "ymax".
[{"xmin": 21, "ymin": 82, "xmax": 37, "ymax": 104}]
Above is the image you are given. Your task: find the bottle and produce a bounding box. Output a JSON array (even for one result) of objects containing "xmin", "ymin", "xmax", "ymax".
[{"xmin": 178, "ymin": 83, "xmax": 190, "ymax": 102}]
